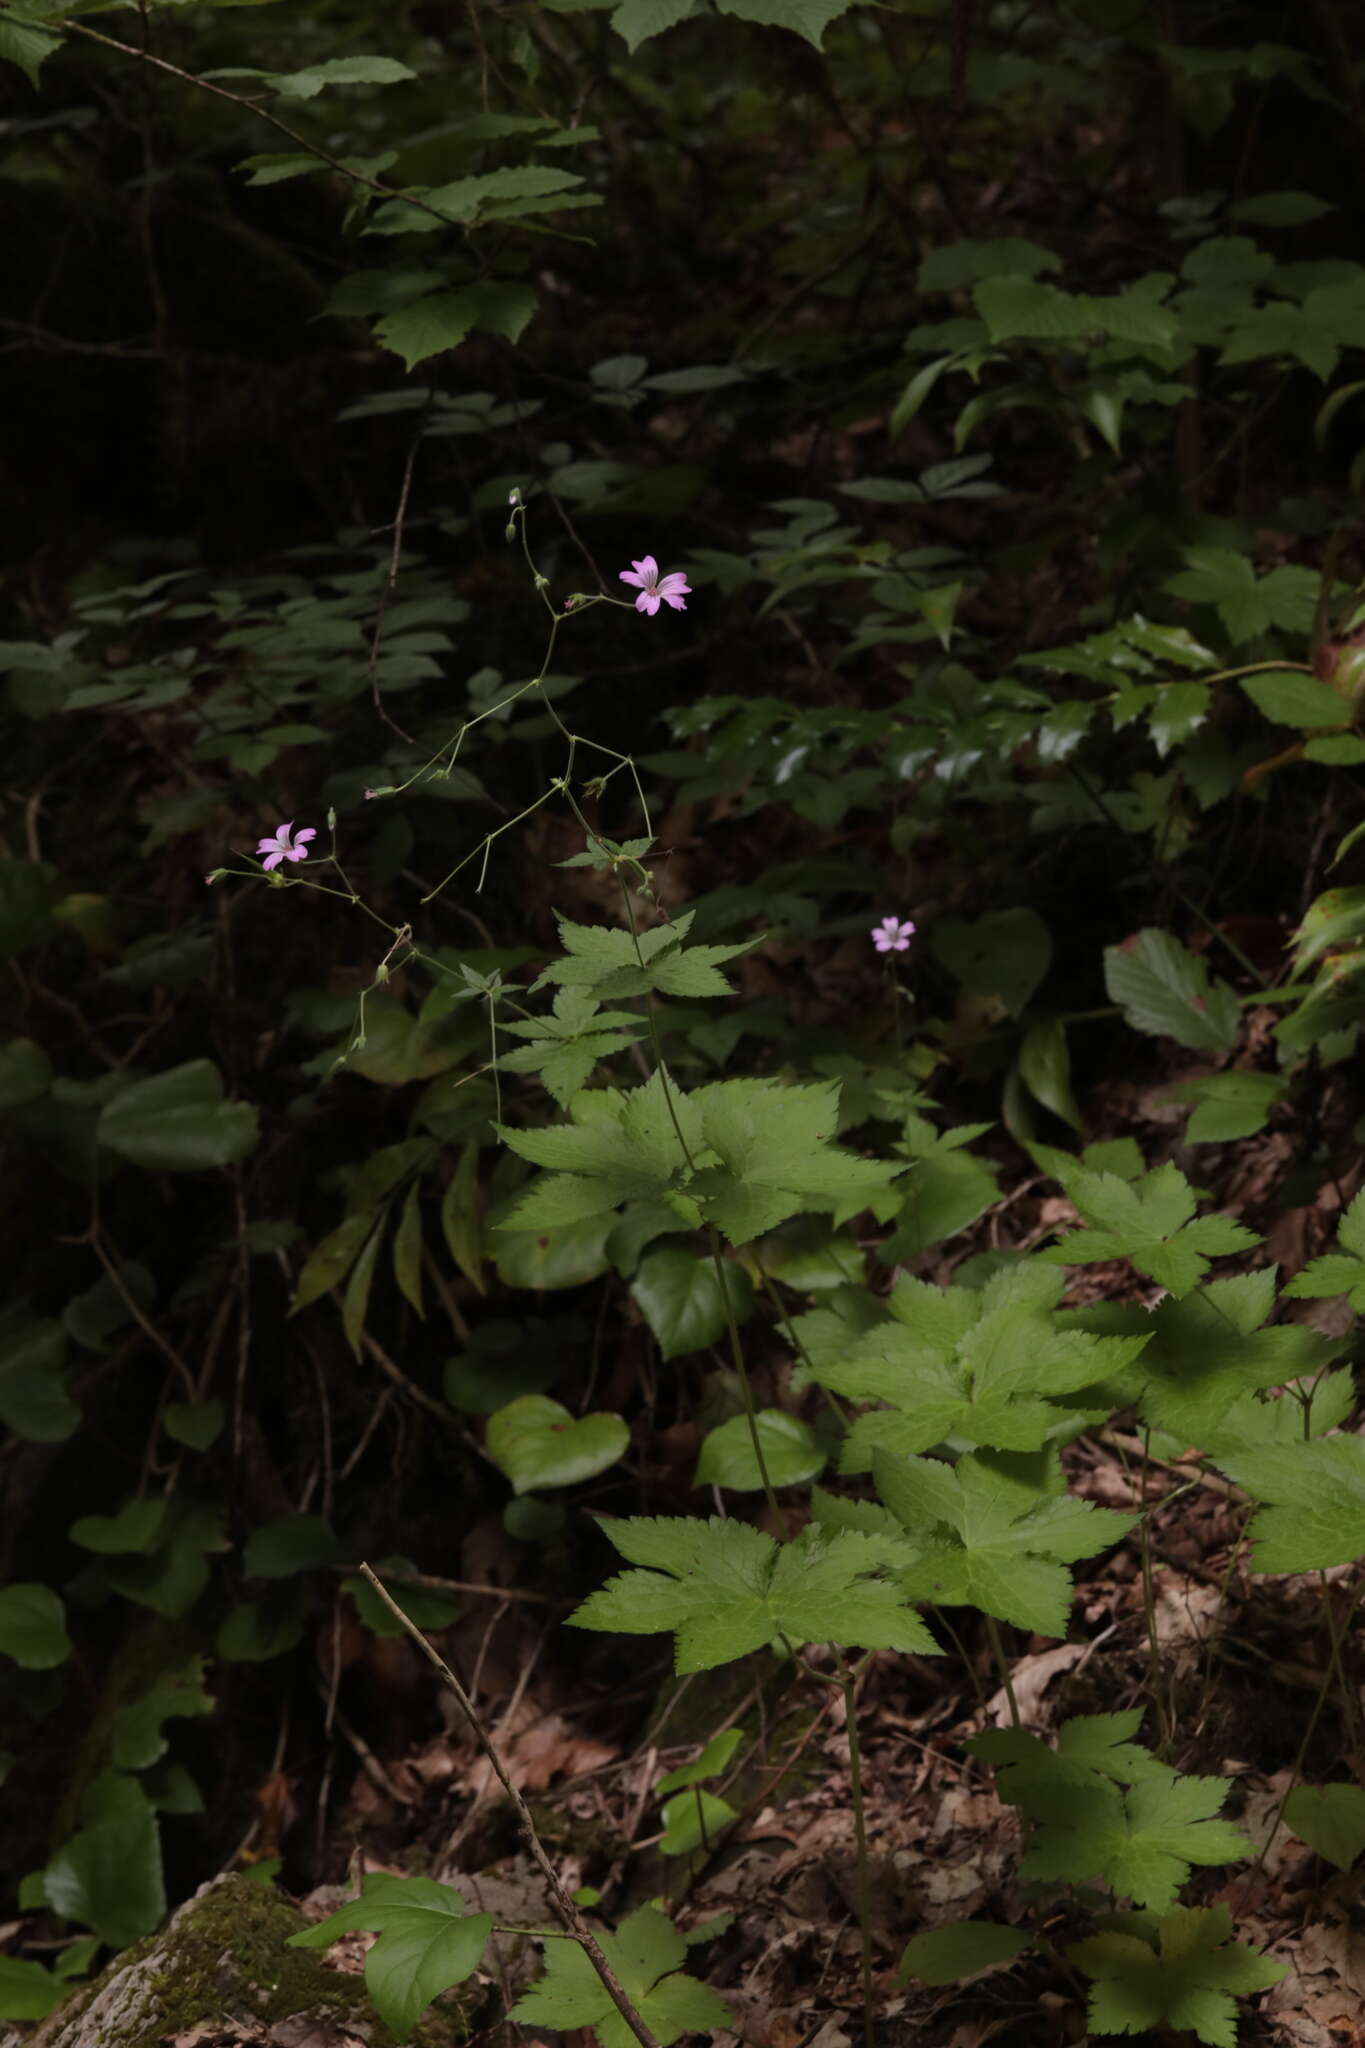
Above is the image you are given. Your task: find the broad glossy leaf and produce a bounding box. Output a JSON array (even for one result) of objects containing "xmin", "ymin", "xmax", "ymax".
[
  {"xmin": 486, "ymin": 1395, "xmax": 628, "ymax": 1494},
  {"xmin": 1282, "ymin": 1783, "xmax": 1365, "ymax": 1872},
  {"xmin": 97, "ymin": 1060, "xmax": 258, "ymax": 1172},
  {"xmin": 44, "ymin": 1774, "xmax": 165, "ymax": 1949},
  {"xmin": 631, "ymin": 1244, "xmax": 753, "ymax": 1360},
  {"xmin": 695, "ymin": 1410, "xmax": 825, "ymax": 1491},
  {"xmin": 0, "ymin": 1583, "xmax": 71, "ymax": 1669}
]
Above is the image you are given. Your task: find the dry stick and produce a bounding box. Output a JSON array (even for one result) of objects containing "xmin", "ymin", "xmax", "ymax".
[{"xmin": 357, "ymin": 1563, "xmax": 665, "ymax": 2048}]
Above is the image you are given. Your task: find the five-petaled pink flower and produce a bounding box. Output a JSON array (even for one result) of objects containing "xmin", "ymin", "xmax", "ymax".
[
  {"xmin": 872, "ymin": 915, "xmax": 916, "ymax": 954},
  {"xmin": 619, "ymin": 555, "xmax": 690, "ymax": 616},
  {"xmin": 257, "ymin": 821, "xmax": 316, "ymax": 872}
]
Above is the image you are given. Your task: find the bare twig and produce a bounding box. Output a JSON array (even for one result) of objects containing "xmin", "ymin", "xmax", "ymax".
[
  {"xmin": 367, "ymin": 393, "xmax": 435, "ymax": 744},
  {"xmin": 58, "ymin": 16, "xmax": 470, "ymax": 234},
  {"xmin": 357, "ymin": 1563, "xmax": 665, "ymax": 2048}
]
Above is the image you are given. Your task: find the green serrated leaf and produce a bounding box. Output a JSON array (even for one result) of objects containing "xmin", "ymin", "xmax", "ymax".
[
  {"xmin": 571, "ymin": 1517, "xmax": 938, "ymax": 1670},
  {"xmin": 1218, "ymin": 1434, "xmax": 1365, "ymax": 1570},
  {"xmin": 1068, "ymin": 1904, "xmax": 1284, "ymax": 2047},
  {"xmin": 266, "ymin": 55, "xmax": 417, "ymax": 98},
  {"xmin": 374, "ymin": 283, "xmax": 539, "ymax": 369},
  {"xmin": 511, "ymin": 1904, "xmax": 731, "ymax": 2048},
  {"xmin": 0, "ymin": 12, "xmax": 63, "ymax": 87},
  {"xmin": 1240, "ymin": 668, "xmax": 1350, "ymax": 729},
  {"xmin": 1104, "ymin": 931, "xmax": 1240, "ymax": 1053},
  {"xmin": 288, "ymin": 1873, "xmax": 493, "ymax": 2037},
  {"xmin": 875, "ymin": 1449, "xmax": 1135, "ymax": 1637}
]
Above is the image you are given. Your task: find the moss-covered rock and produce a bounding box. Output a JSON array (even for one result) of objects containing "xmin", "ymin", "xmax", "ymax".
[{"xmin": 19, "ymin": 1874, "xmax": 380, "ymax": 2048}]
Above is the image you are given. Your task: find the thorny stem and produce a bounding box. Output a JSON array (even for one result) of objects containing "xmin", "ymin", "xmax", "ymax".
[
  {"xmin": 357, "ymin": 1566, "xmax": 665, "ymax": 2048},
  {"xmin": 836, "ymin": 1653, "xmax": 878, "ymax": 2048}
]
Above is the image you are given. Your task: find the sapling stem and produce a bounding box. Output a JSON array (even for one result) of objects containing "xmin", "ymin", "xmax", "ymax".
[{"xmin": 356, "ymin": 1564, "xmax": 665, "ymax": 2048}]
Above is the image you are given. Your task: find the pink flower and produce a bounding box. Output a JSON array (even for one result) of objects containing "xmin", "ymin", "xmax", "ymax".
[
  {"xmin": 257, "ymin": 821, "xmax": 316, "ymax": 872},
  {"xmin": 619, "ymin": 555, "xmax": 690, "ymax": 617},
  {"xmin": 872, "ymin": 915, "xmax": 916, "ymax": 954}
]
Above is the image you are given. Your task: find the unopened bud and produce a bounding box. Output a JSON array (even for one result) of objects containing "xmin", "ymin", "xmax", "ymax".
[
  {"xmin": 375, "ymin": 962, "xmax": 390, "ymax": 984},
  {"xmin": 505, "ymin": 521, "xmax": 517, "ymax": 543},
  {"xmin": 327, "ymin": 806, "xmax": 337, "ymax": 832}
]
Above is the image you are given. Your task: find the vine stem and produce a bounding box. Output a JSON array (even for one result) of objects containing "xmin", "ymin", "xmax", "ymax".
[
  {"xmin": 836, "ymin": 1653, "xmax": 878, "ymax": 2048},
  {"xmin": 356, "ymin": 1565, "xmax": 664, "ymax": 2048}
]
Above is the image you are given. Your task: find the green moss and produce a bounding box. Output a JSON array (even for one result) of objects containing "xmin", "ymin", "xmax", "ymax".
[
  {"xmin": 38, "ymin": 1874, "xmax": 478, "ymax": 2048},
  {"xmin": 139, "ymin": 1876, "xmax": 373, "ymax": 2043}
]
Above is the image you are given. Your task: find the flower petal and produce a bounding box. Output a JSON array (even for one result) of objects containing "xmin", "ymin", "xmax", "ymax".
[
  {"xmin": 261, "ymin": 852, "xmax": 283, "ymax": 872},
  {"xmin": 293, "ymin": 828, "xmax": 316, "ymax": 847},
  {"xmin": 632, "ymin": 556, "xmax": 659, "ymax": 582},
  {"xmin": 619, "ymin": 568, "xmax": 645, "ymax": 589}
]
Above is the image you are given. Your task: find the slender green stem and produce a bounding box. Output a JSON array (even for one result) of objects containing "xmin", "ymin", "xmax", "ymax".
[
  {"xmin": 1065, "ymin": 761, "xmax": 1268, "ymax": 986},
  {"xmin": 615, "ymin": 881, "xmax": 783, "ymax": 1521},
  {"xmin": 837, "ymin": 1653, "xmax": 878, "ymax": 2048},
  {"xmin": 708, "ymin": 1223, "xmax": 782, "ymax": 1524},
  {"xmin": 1234, "ymin": 1571, "xmax": 1365, "ymax": 1911},
  {"xmin": 983, "ymin": 1613, "xmax": 1021, "ymax": 1729},
  {"xmin": 1137, "ymin": 1429, "xmax": 1173, "ymax": 1758}
]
